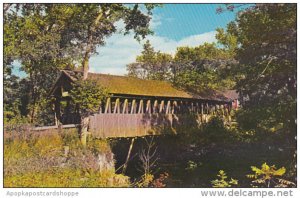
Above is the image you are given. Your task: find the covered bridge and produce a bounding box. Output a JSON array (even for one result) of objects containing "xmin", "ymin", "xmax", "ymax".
[{"xmin": 50, "ymin": 70, "xmax": 238, "ymax": 138}]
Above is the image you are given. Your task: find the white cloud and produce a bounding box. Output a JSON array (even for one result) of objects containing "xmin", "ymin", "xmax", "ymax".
[
  {"xmin": 149, "ymin": 14, "xmax": 162, "ymax": 30},
  {"xmin": 177, "ymin": 31, "xmax": 218, "ymax": 47},
  {"xmin": 89, "ymin": 31, "xmax": 217, "ymax": 75}
]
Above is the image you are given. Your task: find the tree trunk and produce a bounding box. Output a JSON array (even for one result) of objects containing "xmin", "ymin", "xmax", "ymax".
[
  {"xmin": 29, "ymin": 71, "xmax": 37, "ymax": 123},
  {"xmin": 80, "ymin": 116, "xmax": 90, "ymax": 146},
  {"xmin": 81, "ymin": 11, "xmax": 103, "ymax": 80},
  {"xmin": 82, "ymin": 51, "xmax": 90, "ymax": 80}
]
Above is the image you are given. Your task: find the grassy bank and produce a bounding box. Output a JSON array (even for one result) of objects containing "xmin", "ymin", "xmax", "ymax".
[
  {"xmin": 4, "ymin": 128, "xmax": 129, "ymax": 187},
  {"xmin": 4, "ymin": 117, "xmax": 296, "ymax": 188}
]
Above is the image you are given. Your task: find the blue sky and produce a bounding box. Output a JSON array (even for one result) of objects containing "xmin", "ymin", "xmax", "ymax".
[
  {"xmin": 89, "ymin": 4, "xmax": 238, "ymax": 75},
  {"xmin": 13, "ymin": 4, "xmax": 239, "ymax": 77},
  {"xmin": 151, "ymin": 4, "xmax": 236, "ymax": 40}
]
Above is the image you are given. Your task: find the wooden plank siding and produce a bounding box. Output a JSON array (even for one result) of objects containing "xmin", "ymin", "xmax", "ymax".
[
  {"xmin": 50, "ymin": 71, "xmax": 237, "ymax": 138},
  {"xmin": 88, "ymin": 97, "xmax": 231, "ymax": 138}
]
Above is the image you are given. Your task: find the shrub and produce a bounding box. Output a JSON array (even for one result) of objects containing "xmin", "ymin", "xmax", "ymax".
[
  {"xmin": 202, "ymin": 116, "xmax": 233, "ymax": 143},
  {"xmin": 247, "ymin": 162, "xmax": 295, "ymax": 188},
  {"xmin": 211, "ymin": 170, "xmax": 238, "ymax": 188}
]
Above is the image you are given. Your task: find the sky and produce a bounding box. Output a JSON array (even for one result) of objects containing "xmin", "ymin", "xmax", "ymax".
[
  {"xmin": 89, "ymin": 4, "xmax": 237, "ymax": 75},
  {"xmin": 13, "ymin": 4, "xmax": 239, "ymax": 77}
]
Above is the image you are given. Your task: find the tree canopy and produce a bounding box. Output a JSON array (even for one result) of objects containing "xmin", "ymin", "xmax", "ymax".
[
  {"xmin": 223, "ymin": 4, "xmax": 296, "ymax": 136},
  {"xmin": 127, "ymin": 3, "xmax": 296, "ymax": 141},
  {"xmin": 127, "ymin": 40, "xmax": 237, "ymax": 93},
  {"xmin": 4, "ymin": 3, "xmax": 158, "ymax": 125}
]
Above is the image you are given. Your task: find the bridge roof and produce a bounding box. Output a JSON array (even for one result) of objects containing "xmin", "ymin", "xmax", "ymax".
[{"xmin": 59, "ymin": 70, "xmax": 234, "ymax": 102}]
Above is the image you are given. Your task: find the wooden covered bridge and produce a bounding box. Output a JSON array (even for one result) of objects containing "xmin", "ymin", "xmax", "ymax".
[{"xmin": 50, "ymin": 70, "xmax": 238, "ymax": 138}]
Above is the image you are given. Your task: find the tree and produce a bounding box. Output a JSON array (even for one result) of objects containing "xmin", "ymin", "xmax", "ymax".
[
  {"xmin": 220, "ymin": 4, "xmax": 296, "ymax": 139},
  {"xmin": 4, "ymin": 3, "xmax": 159, "ymax": 124},
  {"xmin": 4, "ymin": 4, "xmax": 74, "ymax": 124},
  {"xmin": 127, "ymin": 40, "xmax": 173, "ymax": 80},
  {"xmin": 55, "ymin": 4, "xmax": 158, "ymax": 80},
  {"xmin": 216, "ymin": 22, "xmax": 238, "ymax": 57},
  {"xmin": 172, "ymin": 42, "xmax": 236, "ymax": 92},
  {"xmin": 69, "ymin": 79, "xmax": 109, "ymax": 145},
  {"xmin": 127, "ymin": 41, "xmax": 236, "ymax": 92}
]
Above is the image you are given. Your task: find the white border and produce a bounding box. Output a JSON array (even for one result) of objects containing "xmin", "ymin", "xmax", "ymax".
[{"xmin": 0, "ymin": 1, "xmax": 299, "ymax": 198}]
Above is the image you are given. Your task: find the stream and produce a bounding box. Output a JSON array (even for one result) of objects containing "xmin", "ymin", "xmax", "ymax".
[{"xmin": 110, "ymin": 135, "xmax": 294, "ymax": 187}]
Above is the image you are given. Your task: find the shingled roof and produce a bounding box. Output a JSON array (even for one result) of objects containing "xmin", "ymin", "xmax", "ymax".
[{"xmin": 59, "ymin": 70, "xmax": 234, "ymax": 102}]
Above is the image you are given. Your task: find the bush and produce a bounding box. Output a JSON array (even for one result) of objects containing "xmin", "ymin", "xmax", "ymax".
[
  {"xmin": 247, "ymin": 162, "xmax": 296, "ymax": 188},
  {"xmin": 201, "ymin": 116, "xmax": 233, "ymax": 144},
  {"xmin": 211, "ymin": 170, "xmax": 238, "ymax": 188}
]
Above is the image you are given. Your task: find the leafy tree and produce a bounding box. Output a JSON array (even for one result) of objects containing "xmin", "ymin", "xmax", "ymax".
[
  {"xmin": 173, "ymin": 42, "xmax": 236, "ymax": 92},
  {"xmin": 53, "ymin": 4, "xmax": 158, "ymax": 80},
  {"xmin": 216, "ymin": 22, "xmax": 238, "ymax": 57},
  {"xmin": 220, "ymin": 4, "xmax": 296, "ymax": 139},
  {"xmin": 127, "ymin": 41, "xmax": 236, "ymax": 92},
  {"xmin": 4, "ymin": 4, "xmax": 74, "ymax": 124},
  {"xmin": 4, "ymin": 4, "xmax": 159, "ymax": 124},
  {"xmin": 69, "ymin": 79, "xmax": 108, "ymax": 144},
  {"xmin": 127, "ymin": 40, "xmax": 173, "ymax": 80}
]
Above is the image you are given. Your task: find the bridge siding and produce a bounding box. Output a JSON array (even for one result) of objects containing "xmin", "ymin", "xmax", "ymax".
[
  {"xmin": 87, "ymin": 97, "xmax": 231, "ymax": 138},
  {"xmin": 89, "ymin": 113, "xmax": 216, "ymax": 138}
]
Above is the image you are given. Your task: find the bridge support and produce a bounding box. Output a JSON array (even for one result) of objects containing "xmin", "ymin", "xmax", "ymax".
[{"xmin": 122, "ymin": 138, "xmax": 135, "ymax": 174}]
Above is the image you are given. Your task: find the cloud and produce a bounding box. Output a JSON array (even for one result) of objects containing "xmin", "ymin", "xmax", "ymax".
[
  {"xmin": 149, "ymin": 14, "xmax": 162, "ymax": 30},
  {"xmin": 89, "ymin": 31, "xmax": 217, "ymax": 75},
  {"xmin": 177, "ymin": 31, "xmax": 217, "ymax": 47}
]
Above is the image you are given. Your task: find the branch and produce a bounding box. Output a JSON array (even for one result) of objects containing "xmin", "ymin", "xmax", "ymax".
[
  {"xmin": 256, "ymin": 56, "xmax": 275, "ymax": 80},
  {"xmin": 4, "ymin": 3, "xmax": 12, "ymax": 13}
]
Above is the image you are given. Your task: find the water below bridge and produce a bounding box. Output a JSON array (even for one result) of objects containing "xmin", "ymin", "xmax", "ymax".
[{"xmin": 111, "ymin": 135, "xmax": 294, "ymax": 187}]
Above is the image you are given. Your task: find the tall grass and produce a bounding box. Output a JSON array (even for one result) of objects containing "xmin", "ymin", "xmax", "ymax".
[{"xmin": 4, "ymin": 128, "xmax": 130, "ymax": 187}]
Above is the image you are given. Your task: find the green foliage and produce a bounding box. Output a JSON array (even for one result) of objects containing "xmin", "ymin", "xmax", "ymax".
[
  {"xmin": 216, "ymin": 22, "xmax": 238, "ymax": 57},
  {"xmin": 127, "ymin": 40, "xmax": 173, "ymax": 80},
  {"xmin": 173, "ymin": 42, "xmax": 237, "ymax": 92},
  {"xmin": 60, "ymin": 129, "xmax": 83, "ymax": 151},
  {"xmin": 4, "ymin": 4, "xmax": 70, "ymax": 124},
  {"xmin": 185, "ymin": 160, "xmax": 198, "ymax": 171},
  {"xmin": 127, "ymin": 40, "xmax": 236, "ymax": 94},
  {"xmin": 4, "ymin": 128, "xmax": 129, "ymax": 187},
  {"xmin": 87, "ymin": 137, "xmax": 111, "ymax": 155},
  {"xmin": 4, "ymin": 138, "xmax": 33, "ymax": 160},
  {"xmin": 5, "ymin": 132, "xmax": 65, "ymax": 162},
  {"xmin": 134, "ymin": 172, "xmax": 169, "ymax": 188},
  {"xmin": 201, "ymin": 116, "xmax": 233, "ymax": 144},
  {"xmin": 69, "ymin": 79, "xmax": 108, "ymax": 117},
  {"xmin": 223, "ymin": 4, "xmax": 296, "ymax": 136},
  {"xmin": 135, "ymin": 173, "xmax": 155, "ymax": 187},
  {"xmin": 33, "ymin": 133, "xmax": 63, "ymax": 157},
  {"xmin": 211, "ymin": 170, "xmax": 238, "ymax": 188},
  {"xmin": 247, "ymin": 162, "xmax": 295, "ymax": 188},
  {"xmin": 4, "ymin": 3, "xmax": 159, "ymax": 124},
  {"xmin": 4, "ymin": 76, "xmax": 31, "ymax": 125},
  {"xmin": 4, "ymin": 169, "xmax": 129, "ymax": 187}
]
